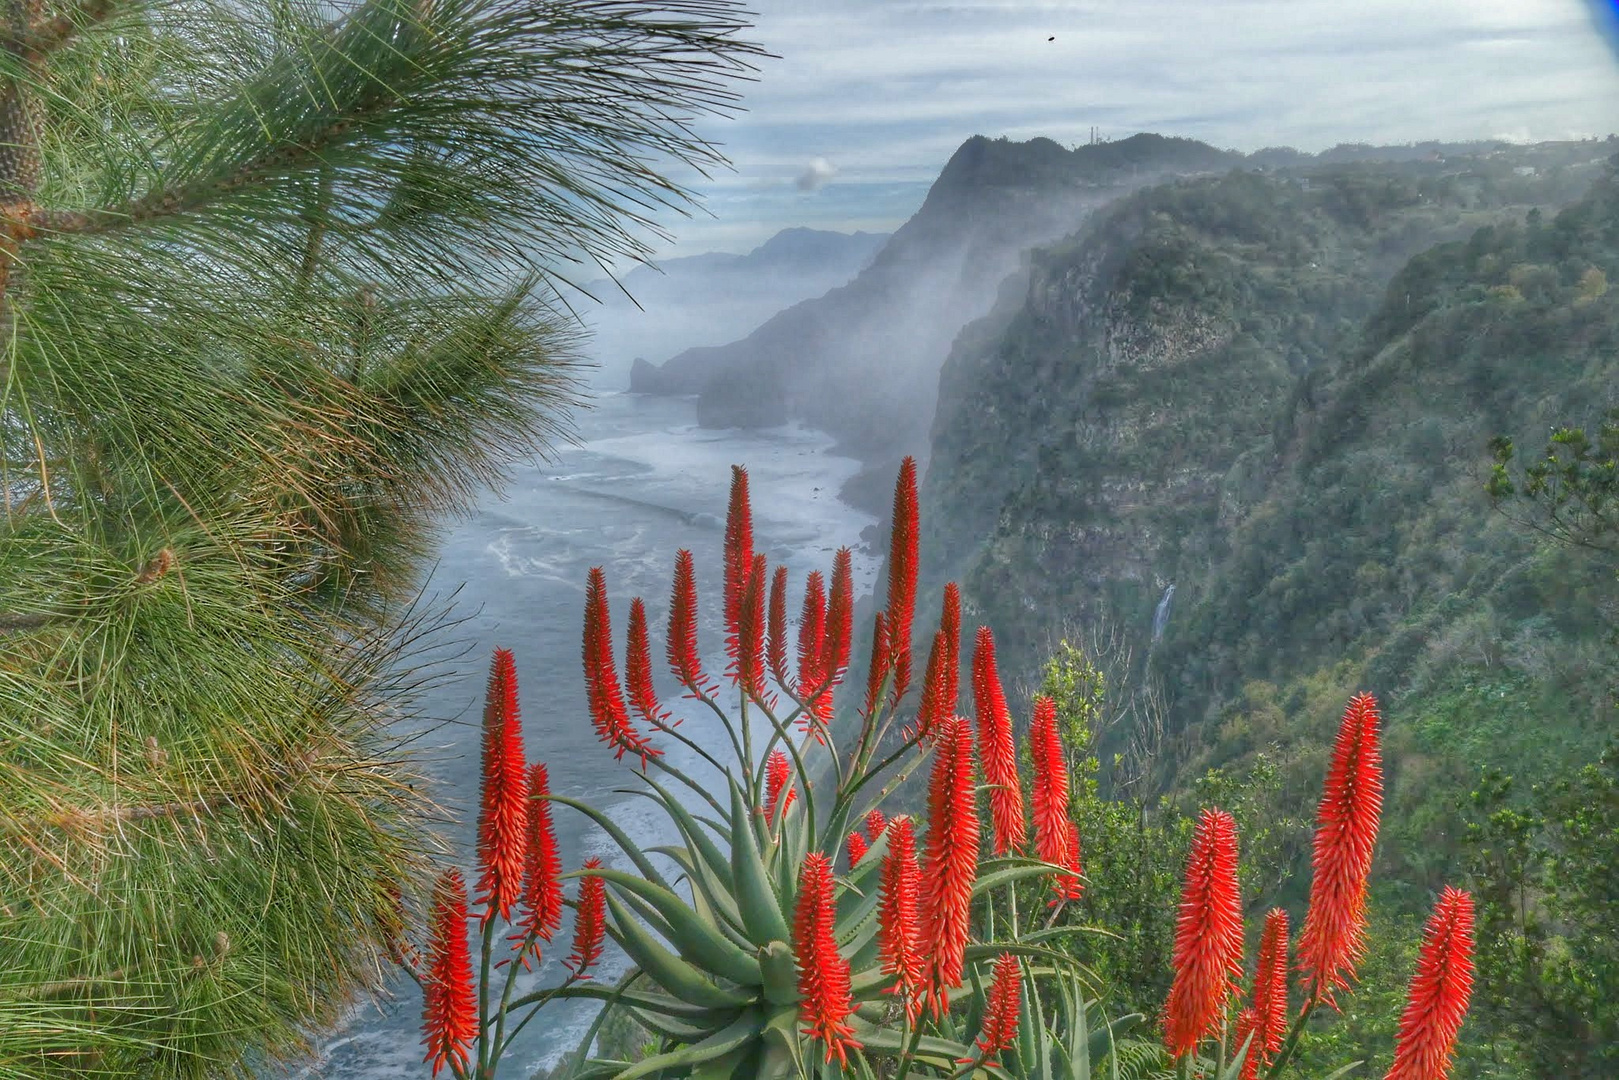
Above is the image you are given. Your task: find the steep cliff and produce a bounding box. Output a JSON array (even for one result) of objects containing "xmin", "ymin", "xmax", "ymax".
[
  {"xmin": 631, "ymin": 133, "xmax": 1245, "ymax": 487},
  {"xmin": 920, "ymin": 142, "xmax": 1618, "ymax": 810}
]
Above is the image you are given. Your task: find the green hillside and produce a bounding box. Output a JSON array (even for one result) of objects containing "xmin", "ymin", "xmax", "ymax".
[{"xmin": 913, "ymin": 145, "xmax": 1619, "ymax": 1076}]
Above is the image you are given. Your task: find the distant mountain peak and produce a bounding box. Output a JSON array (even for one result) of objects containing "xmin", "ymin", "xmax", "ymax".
[
  {"xmin": 748, "ymin": 227, "xmax": 888, "ymax": 262},
  {"xmin": 931, "ymin": 131, "xmax": 1242, "ymax": 197}
]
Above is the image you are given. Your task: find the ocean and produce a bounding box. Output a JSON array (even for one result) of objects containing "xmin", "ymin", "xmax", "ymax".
[{"xmin": 303, "ymin": 391, "xmax": 882, "ymax": 1080}]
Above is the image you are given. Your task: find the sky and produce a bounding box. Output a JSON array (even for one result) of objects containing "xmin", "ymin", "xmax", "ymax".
[{"xmin": 628, "ymin": 0, "xmax": 1619, "ymax": 263}]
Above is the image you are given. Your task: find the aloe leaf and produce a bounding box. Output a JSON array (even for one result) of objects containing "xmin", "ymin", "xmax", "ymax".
[
  {"xmin": 612, "ymin": 883, "xmax": 680, "ymax": 944},
  {"xmin": 757, "ymin": 939, "xmax": 800, "ymax": 1006},
  {"xmin": 854, "ymin": 1023, "xmax": 1008, "ymax": 1075},
  {"xmin": 549, "ymin": 794, "xmax": 677, "ymax": 894},
  {"xmin": 1018, "ymin": 924, "xmax": 1123, "ymax": 947},
  {"xmin": 536, "ymin": 983, "xmax": 736, "ymax": 1023},
  {"xmin": 630, "ymin": 1005, "xmax": 740, "ymax": 1043},
  {"xmin": 606, "ymin": 892, "xmax": 757, "ymax": 1010},
  {"xmin": 1219, "ymin": 1031, "xmax": 1257, "ymax": 1080},
  {"xmin": 649, "ymin": 842, "xmax": 752, "ymax": 948},
  {"xmin": 834, "ymin": 865, "xmax": 885, "ymax": 950},
  {"xmin": 1022, "ymin": 962, "xmax": 1049, "ymax": 1080},
  {"xmin": 558, "ymin": 1063, "xmax": 626, "ymax": 1080},
  {"xmin": 964, "ymin": 942, "xmax": 1099, "ymax": 990},
  {"xmin": 643, "ymin": 775, "xmax": 738, "ymax": 891},
  {"xmin": 849, "ymin": 965, "xmax": 894, "ymax": 1000},
  {"xmin": 689, "ymin": 1042, "xmax": 763, "ymax": 1080},
  {"xmin": 760, "ymin": 1001, "xmax": 806, "ymax": 1065},
  {"xmin": 844, "ymin": 925, "xmax": 882, "ymax": 975},
  {"xmin": 962, "ymin": 960, "xmax": 990, "ymax": 1041},
  {"xmin": 833, "ymin": 827, "xmax": 893, "ymax": 938},
  {"xmin": 1087, "ymin": 1012, "xmax": 1144, "ymax": 1075},
  {"xmin": 772, "ymin": 786, "xmax": 811, "ymax": 903},
  {"xmin": 728, "ymin": 775, "xmax": 792, "ymax": 945},
  {"xmin": 753, "ymin": 1011, "xmax": 802, "ymax": 1080},
  {"xmin": 596, "ymin": 867, "xmax": 764, "ymax": 987},
  {"xmin": 1318, "ymin": 1063, "xmax": 1365, "ymax": 1079},
  {"xmin": 971, "ymin": 861, "xmax": 1064, "ymax": 898},
  {"xmin": 613, "ymin": 1007, "xmax": 769, "ymax": 1080},
  {"xmin": 821, "ymin": 799, "xmax": 857, "ymax": 864},
  {"xmin": 1060, "ymin": 981, "xmax": 1088, "ymax": 1078}
]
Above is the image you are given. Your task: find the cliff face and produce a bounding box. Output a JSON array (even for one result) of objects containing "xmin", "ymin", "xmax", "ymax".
[
  {"xmin": 631, "ymin": 134, "xmax": 1245, "ymax": 472},
  {"xmin": 919, "ymin": 142, "xmax": 1618, "ymax": 773}
]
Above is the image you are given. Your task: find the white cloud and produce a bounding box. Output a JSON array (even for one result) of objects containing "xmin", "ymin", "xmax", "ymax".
[{"xmin": 795, "ymin": 156, "xmax": 838, "ymax": 191}]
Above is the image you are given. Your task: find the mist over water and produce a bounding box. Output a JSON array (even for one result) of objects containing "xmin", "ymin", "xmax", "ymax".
[{"xmin": 307, "ymin": 392, "xmax": 880, "ymax": 1080}]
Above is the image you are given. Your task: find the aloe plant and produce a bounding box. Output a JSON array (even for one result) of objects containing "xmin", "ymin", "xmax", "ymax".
[
  {"xmin": 398, "ymin": 461, "xmax": 1478, "ymax": 1080},
  {"xmin": 402, "ymin": 460, "xmax": 1108, "ymax": 1079}
]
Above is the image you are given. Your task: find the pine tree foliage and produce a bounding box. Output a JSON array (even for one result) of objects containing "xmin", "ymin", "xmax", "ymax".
[{"xmin": 0, "ymin": 0, "xmax": 763, "ymax": 1074}]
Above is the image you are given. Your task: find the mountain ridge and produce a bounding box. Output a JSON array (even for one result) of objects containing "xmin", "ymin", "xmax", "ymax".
[{"xmin": 629, "ymin": 132, "xmax": 1248, "ymax": 503}]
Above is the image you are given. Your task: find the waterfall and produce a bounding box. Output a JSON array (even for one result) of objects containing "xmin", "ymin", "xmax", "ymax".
[{"xmin": 1151, "ymin": 583, "xmax": 1175, "ymax": 643}]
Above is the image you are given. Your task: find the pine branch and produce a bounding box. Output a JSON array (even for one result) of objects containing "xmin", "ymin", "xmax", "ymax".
[
  {"xmin": 20, "ymin": 113, "xmax": 378, "ymax": 235},
  {"xmin": 0, "ymin": 1, "xmax": 764, "ymax": 1071}
]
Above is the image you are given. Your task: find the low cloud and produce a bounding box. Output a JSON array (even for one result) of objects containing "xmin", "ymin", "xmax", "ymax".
[{"xmin": 796, "ymin": 157, "xmax": 837, "ymax": 191}]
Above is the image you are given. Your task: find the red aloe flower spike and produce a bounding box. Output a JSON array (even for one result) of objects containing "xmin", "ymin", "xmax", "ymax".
[
  {"xmin": 884, "ymin": 456, "xmax": 919, "ymax": 703},
  {"xmin": 667, "ymin": 550, "xmax": 709, "ymax": 694},
  {"xmin": 1163, "ymin": 808, "xmax": 1244, "ymax": 1059},
  {"xmin": 972, "ymin": 627, "xmax": 1027, "ymax": 855},
  {"xmin": 878, "ymin": 816, "xmax": 925, "ymax": 1022},
  {"xmin": 915, "ymin": 628, "xmax": 949, "ymax": 741},
  {"xmin": 764, "ymin": 749, "xmax": 794, "ymax": 824},
  {"xmin": 626, "ymin": 598, "xmax": 670, "ymax": 729},
  {"xmin": 862, "ymin": 612, "xmax": 891, "ymax": 718},
  {"xmin": 475, "ymin": 647, "xmax": 528, "ymax": 923},
  {"xmin": 1029, "ymin": 695, "xmax": 1083, "ymax": 902},
  {"xmin": 846, "ymin": 830, "xmax": 869, "ymax": 867},
  {"xmin": 510, "ymin": 763, "xmax": 565, "ymax": 965},
  {"xmin": 768, "ymin": 565, "xmax": 791, "ymax": 687},
  {"xmin": 583, "ymin": 568, "xmax": 660, "ymax": 767},
  {"xmin": 821, "ymin": 547, "xmax": 854, "ymax": 687},
  {"xmin": 940, "ymin": 582, "xmax": 961, "ymax": 709},
  {"xmin": 733, "ymin": 553, "xmax": 769, "ymax": 699},
  {"xmin": 1298, "ymin": 692, "xmax": 1384, "ymax": 1008},
  {"xmin": 865, "ymin": 808, "xmax": 887, "ymax": 842},
  {"xmin": 1254, "ymin": 908, "xmax": 1290, "ymax": 1061},
  {"xmin": 794, "ymin": 851, "xmax": 861, "ymax": 1065},
  {"xmin": 960, "ymin": 953, "xmax": 1023, "ymax": 1062},
  {"xmin": 421, "ymin": 869, "xmax": 478, "ymax": 1078},
  {"xmin": 922, "ymin": 716, "xmax": 980, "ymax": 1018},
  {"xmin": 796, "ymin": 570, "xmax": 830, "ymax": 737},
  {"xmin": 1385, "ymin": 887, "xmax": 1475, "ymax": 1080},
  {"xmin": 1234, "ymin": 1007, "xmax": 1263, "ymax": 1080},
  {"xmin": 564, "ymin": 858, "xmax": 607, "ymax": 978},
  {"xmin": 723, "ymin": 465, "xmax": 753, "ymax": 675}
]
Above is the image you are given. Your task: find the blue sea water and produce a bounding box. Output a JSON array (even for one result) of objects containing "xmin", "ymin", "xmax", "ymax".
[{"xmin": 300, "ymin": 391, "xmax": 880, "ymax": 1080}]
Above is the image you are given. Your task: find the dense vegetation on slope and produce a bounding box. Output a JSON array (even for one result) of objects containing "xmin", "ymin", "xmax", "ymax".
[
  {"xmin": 1160, "ymin": 170, "xmax": 1619, "ymax": 843},
  {"xmin": 916, "ymin": 147, "xmax": 1619, "ymax": 1076},
  {"xmin": 926, "ymin": 145, "xmax": 1609, "ymax": 670}
]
